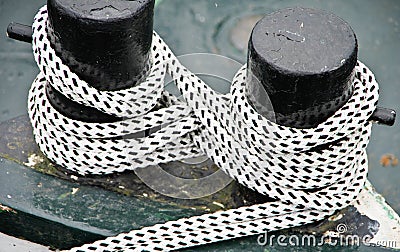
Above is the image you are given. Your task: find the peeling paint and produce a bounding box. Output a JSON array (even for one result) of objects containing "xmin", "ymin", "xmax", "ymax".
[{"xmin": 354, "ymin": 180, "xmax": 400, "ymax": 249}]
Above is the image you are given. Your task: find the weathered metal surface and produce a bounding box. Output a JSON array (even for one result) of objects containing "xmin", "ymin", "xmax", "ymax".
[
  {"xmin": 0, "ymin": 115, "xmax": 270, "ymax": 211},
  {"xmin": 355, "ymin": 181, "xmax": 400, "ymax": 249}
]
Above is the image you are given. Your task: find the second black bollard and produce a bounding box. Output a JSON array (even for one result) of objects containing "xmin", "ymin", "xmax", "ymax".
[{"xmin": 247, "ymin": 7, "xmax": 395, "ymax": 128}]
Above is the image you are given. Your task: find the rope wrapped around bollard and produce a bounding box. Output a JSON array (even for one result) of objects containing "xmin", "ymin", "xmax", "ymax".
[
  {"xmin": 30, "ymin": 6, "xmax": 203, "ymax": 175},
  {"xmin": 30, "ymin": 5, "xmax": 379, "ymax": 252}
]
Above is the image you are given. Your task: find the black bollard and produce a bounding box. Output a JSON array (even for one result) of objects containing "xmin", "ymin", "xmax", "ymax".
[
  {"xmin": 248, "ymin": 7, "xmax": 361, "ymax": 128},
  {"xmin": 44, "ymin": 0, "xmax": 155, "ymax": 123}
]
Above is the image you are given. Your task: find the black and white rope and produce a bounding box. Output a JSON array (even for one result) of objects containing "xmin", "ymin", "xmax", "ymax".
[
  {"xmin": 29, "ymin": 6, "xmax": 379, "ymax": 252},
  {"xmin": 30, "ymin": 6, "xmax": 203, "ymax": 175}
]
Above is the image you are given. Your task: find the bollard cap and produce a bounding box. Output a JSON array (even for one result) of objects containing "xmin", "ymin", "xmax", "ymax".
[
  {"xmin": 47, "ymin": 0, "xmax": 155, "ymax": 91},
  {"xmin": 247, "ymin": 7, "xmax": 358, "ymax": 128}
]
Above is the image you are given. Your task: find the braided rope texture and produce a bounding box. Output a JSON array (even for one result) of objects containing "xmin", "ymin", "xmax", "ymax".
[
  {"xmin": 30, "ymin": 7, "xmax": 203, "ymax": 175},
  {"xmin": 29, "ymin": 6, "xmax": 379, "ymax": 252}
]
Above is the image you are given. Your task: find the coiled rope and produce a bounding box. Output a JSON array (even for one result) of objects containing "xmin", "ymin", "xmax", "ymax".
[
  {"xmin": 29, "ymin": 6, "xmax": 379, "ymax": 252},
  {"xmin": 30, "ymin": 7, "xmax": 203, "ymax": 175}
]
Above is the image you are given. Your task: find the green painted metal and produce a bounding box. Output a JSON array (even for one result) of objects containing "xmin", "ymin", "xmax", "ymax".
[{"xmin": 0, "ymin": 157, "xmax": 200, "ymax": 249}]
